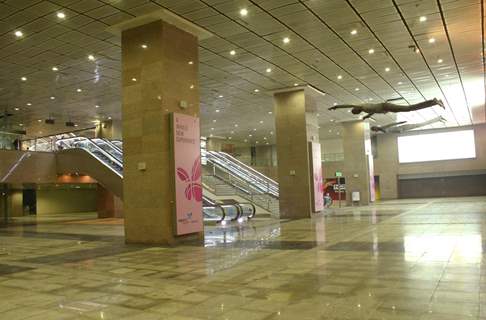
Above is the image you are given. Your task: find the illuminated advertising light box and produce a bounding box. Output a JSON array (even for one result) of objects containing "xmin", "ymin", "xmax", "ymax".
[{"xmin": 171, "ymin": 113, "xmax": 203, "ymax": 236}]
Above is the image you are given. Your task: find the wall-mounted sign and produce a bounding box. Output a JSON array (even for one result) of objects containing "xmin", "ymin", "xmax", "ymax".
[
  {"xmin": 171, "ymin": 113, "xmax": 203, "ymax": 236},
  {"xmin": 335, "ymin": 171, "xmax": 343, "ymax": 177}
]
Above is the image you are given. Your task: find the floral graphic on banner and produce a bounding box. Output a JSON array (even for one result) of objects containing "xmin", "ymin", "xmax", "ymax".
[{"xmin": 176, "ymin": 156, "xmax": 202, "ymax": 202}]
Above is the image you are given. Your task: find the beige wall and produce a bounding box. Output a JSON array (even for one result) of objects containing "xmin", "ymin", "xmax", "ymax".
[
  {"xmin": 0, "ymin": 150, "xmax": 57, "ymax": 184},
  {"xmin": 96, "ymin": 119, "xmax": 122, "ymax": 140},
  {"xmin": 374, "ymin": 124, "xmax": 486, "ymax": 199},
  {"xmin": 37, "ymin": 188, "xmax": 97, "ymax": 215},
  {"xmin": 4, "ymin": 190, "xmax": 24, "ymax": 217}
]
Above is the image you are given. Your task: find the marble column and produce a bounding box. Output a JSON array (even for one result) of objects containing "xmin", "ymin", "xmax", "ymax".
[
  {"xmin": 121, "ymin": 19, "xmax": 203, "ymax": 244},
  {"xmin": 342, "ymin": 120, "xmax": 375, "ymax": 206},
  {"xmin": 273, "ymin": 87, "xmax": 321, "ymax": 219}
]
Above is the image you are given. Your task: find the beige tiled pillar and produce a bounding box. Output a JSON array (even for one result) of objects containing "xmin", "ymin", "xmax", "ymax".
[
  {"xmin": 273, "ymin": 88, "xmax": 320, "ymax": 219},
  {"xmin": 342, "ymin": 120, "xmax": 375, "ymax": 206},
  {"xmin": 121, "ymin": 20, "xmax": 201, "ymax": 245}
]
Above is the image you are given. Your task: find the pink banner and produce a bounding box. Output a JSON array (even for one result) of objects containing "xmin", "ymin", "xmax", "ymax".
[
  {"xmin": 309, "ymin": 142, "xmax": 324, "ymax": 212},
  {"xmin": 172, "ymin": 113, "xmax": 203, "ymax": 235}
]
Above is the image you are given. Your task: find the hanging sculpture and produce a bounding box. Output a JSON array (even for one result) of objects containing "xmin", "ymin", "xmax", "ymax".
[
  {"xmin": 328, "ymin": 98, "xmax": 445, "ymax": 119},
  {"xmin": 371, "ymin": 116, "xmax": 446, "ymax": 134}
]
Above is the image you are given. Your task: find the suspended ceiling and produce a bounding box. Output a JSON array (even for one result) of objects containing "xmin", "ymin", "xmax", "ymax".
[{"xmin": 0, "ymin": 0, "xmax": 484, "ymax": 143}]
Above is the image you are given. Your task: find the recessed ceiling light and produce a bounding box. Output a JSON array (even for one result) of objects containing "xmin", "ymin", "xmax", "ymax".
[
  {"xmin": 14, "ymin": 30, "xmax": 23, "ymax": 38},
  {"xmin": 230, "ymin": 50, "xmax": 236, "ymax": 56},
  {"xmin": 249, "ymin": 134, "xmax": 252, "ymax": 137},
  {"xmin": 263, "ymin": 137, "xmax": 267, "ymax": 140},
  {"xmin": 253, "ymin": 128, "xmax": 257, "ymax": 131},
  {"xmin": 415, "ymin": 48, "xmax": 420, "ymax": 54},
  {"xmin": 19, "ymin": 123, "xmax": 23, "ymax": 127},
  {"xmin": 254, "ymin": 89, "xmax": 260, "ymax": 93},
  {"xmin": 26, "ymin": 103, "xmax": 31, "ymax": 106},
  {"xmin": 266, "ymin": 68, "xmax": 272, "ymax": 73},
  {"xmin": 244, "ymin": 139, "xmax": 248, "ymax": 142},
  {"xmin": 368, "ymin": 49, "xmax": 375, "ymax": 54},
  {"xmin": 228, "ymin": 137, "xmax": 232, "ymax": 140},
  {"xmin": 141, "ymin": 44, "xmax": 148, "ymax": 49},
  {"xmin": 240, "ymin": 8, "xmax": 248, "ymax": 16},
  {"xmin": 37, "ymin": 119, "xmax": 42, "ymax": 122},
  {"xmin": 234, "ymin": 124, "xmax": 238, "ymax": 127},
  {"xmin": 21, "ymin": 76, "xmax": 27, "ymax": 81},
  {"xmin": 337, "ymin": 75, "xmax": 343, "ymax": 80},
  {"xmin": 350, "ymin": 29, "xmax": 357, "ymax": 35},
  {"xmin": 231, "ymin": 131, "xmax": 234, "ymax": 134},
  {"xmin": 107, "ymin": 116, "xmax": 111, "ymax": 120},
  {"xmin": 333, "ymin": 102, "xmax": 338, "ymax": 106},
  {"xmin": 259, "ymin": 120, "xmax": 264, "ymax": 124},
  {"xmin": 218, "ymin": 95, "xmax": 223, "ymax": 98},
  {"xmin": 74, "ymin": 124, "xmax": 78, "ymax": 127},
  {"xmin": 419, "ymin": 16, "xmax": 427, "ymax": 22},
  {"xmin": 88, "ymin": 54, "xmax": 95, "ymax": 61},
  {"xmin": 437, "ymin": 58, "xmax": 443, "ymax": 63},
  {"xmin": 188, "ymin": 61, "xmax": 193, "ymax": 65},
  {"xmin": 56, "ymin": 12, "xmax": 66, "ymax": 19},
  {"xmin": 210, "ymin": 134, "xmax": 213, "ymax": 137},
  {"xmin": 268, "ymin": 111, "xmax": 272, "ymax": 114},
  {"xmin": 131, "ymin": 78, "xmax": 137, "ymax": 82},
  {"xmin": 270, "ymin": 131, "xmax": 274, "ymax": 135},
  {"xmin": 294, "ymin": 83, "xmax": 299, "ymax": 86},
  {"xmin": 50, "ymin": 96, "xmax": 55, "ymax": 100},
  {"xmin": 52, "ymin": 66, "xmax": 59, "ymax": 71},
  {"xmin": 215, "ymin": 109, "xmax": 220, "ymax": 113},
  {"xmin": 385, "ymin": 67, "xmax": 391, "ymax": 72},
  {"xmin": 283, "ymin": 37, "xmax": 290, "ymax": 44},
  {"xmin": 398, "ymin": 81, "xmax": 403, "ymax": 85},
  {"xmin": 76, "ymin": 88, "xmax": 82, "ymax": 92},
  {"xmin": 190, "ymin": 84, "xmax": 195, "ymax": 89},
  {"xmin": 355, "ymin": 87, "xmax": 360, "ymax": 91},
  {"xmin": 212, "ymin": 119, "xmax": 217, "ymax": 122},
  {"xmin": 211, "ymin": 127, "xmax": 214, "ymax": 130},
  {"xmin": 428, "ymin": 38, "xmax": 436, "ymax": 44},
  {"xmin": 14, "ymin": 107, "xmax": 19, "ymax": 111},
  {"xmin": 95, "ymin": 105, "xmax": 100, "ymax": 108}
]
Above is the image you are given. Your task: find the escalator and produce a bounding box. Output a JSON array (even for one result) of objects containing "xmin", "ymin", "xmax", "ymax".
[
  {"xmin": 56, "ymin": 137, "xmax": 255, "ymax": 222},
  {"xmin": 206, "ymin": 151, "xmax": 279, "ymax": 198}
]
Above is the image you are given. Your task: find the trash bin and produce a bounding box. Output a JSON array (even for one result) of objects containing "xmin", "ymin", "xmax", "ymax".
[{"xmin": 352, "ymin": 191, "xmax": 360, "ymax": 206}]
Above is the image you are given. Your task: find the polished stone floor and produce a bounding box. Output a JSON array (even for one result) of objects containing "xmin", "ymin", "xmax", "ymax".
[{"xmin": 0, "ymin": 197, "xmax": 485, "ymax": 319}]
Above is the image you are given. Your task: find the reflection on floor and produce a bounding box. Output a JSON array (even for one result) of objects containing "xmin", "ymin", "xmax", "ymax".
[{"xmin": 0, "ymin": 197, "xmax": 485, "ymax": 319}]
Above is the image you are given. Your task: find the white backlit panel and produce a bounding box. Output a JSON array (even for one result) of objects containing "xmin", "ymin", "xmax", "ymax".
[{"xmin": 398, "ymin": 130, "xmax": 476, "ymax": 163}]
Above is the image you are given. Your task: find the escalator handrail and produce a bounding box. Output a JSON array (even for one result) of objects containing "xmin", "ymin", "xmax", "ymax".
[
  {"xmin": 207, "ymin": 152, "xmax": 278, "ymax": 195},
  {"xmin": 101, "ymin": 138, "xmax": 123, "ymax": 153},
  {"xmin": 216, "ymin": 151, "xmax": 278, "ymax": 186},
  {"xmin": 56, "ymin": 137, "xmax": 124, "ymax": 176},
  {"xmin": 203, "ymin": 204, "xmax": 225, "ymax": 223},
  {"xmin": 91, "ymin": 138, "xmax": 123, "ymax": 162},
  {"xmin": 209, "ymin": 160, "xmax": 279, "ymax": 197},
  {"xmin": 236, "ymin": 202, "xmax": 256, "ymax": 219}
]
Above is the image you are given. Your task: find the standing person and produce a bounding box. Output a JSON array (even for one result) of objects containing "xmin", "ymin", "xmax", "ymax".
[
  {"xmin": 324, "ymin": 193, "xmax": 333, "ymax": 208},
  {"xmin": 12, "ymin": 138, "xmax": 20, "ymax": 150}
]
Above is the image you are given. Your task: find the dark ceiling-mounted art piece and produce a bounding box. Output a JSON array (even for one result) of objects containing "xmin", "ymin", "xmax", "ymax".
[
  {"xmin": 371, "ymin": 116, "xmax": 447, "ymax": 133},
  {"xmin": 328, "ymin": 98, "xmax": 445, "ymax": 120}
]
